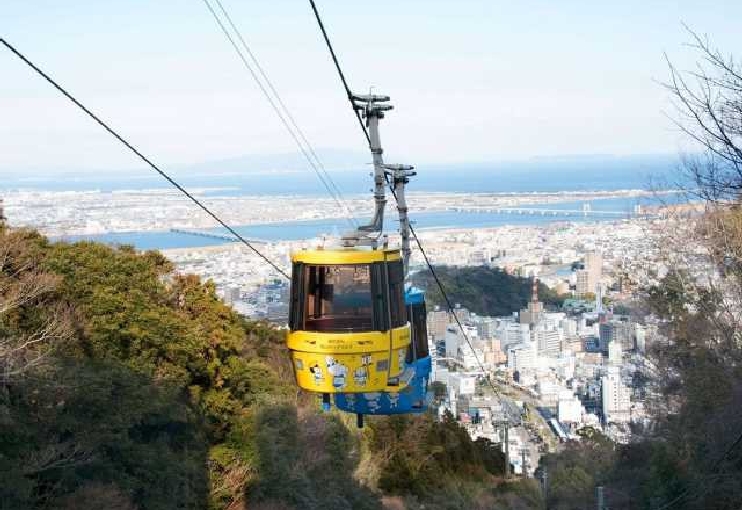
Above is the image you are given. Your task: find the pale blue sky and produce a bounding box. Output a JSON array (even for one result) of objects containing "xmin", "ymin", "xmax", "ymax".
[{"xmin": 1, "ymin": 0, "xmax": 740, "ymax": 174}]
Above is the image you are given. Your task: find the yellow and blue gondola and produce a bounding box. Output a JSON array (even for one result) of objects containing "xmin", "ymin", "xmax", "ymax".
[{"xmin": 287, "ymin": 248, "xmax": 412, "ymax": 400}]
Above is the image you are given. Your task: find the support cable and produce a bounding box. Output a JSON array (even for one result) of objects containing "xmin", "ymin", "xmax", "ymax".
[
  {"xmin": 307, "ymin": 0, "xmax": 371, "ymax": 146},
  {"xmin": 201, "ymin": 0, "xmax": 357, "ymax": 228},
  {"xmin": 0, "ymin": 36, "xmax": 289, "ymax": 280},
  {"xmin": 211, "ymin": 0, "xmax": 355, "ymax": 227}
]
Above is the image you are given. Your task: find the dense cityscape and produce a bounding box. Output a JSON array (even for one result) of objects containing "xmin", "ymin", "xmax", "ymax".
[{"xmin": 2, "ymin": 188, "xmax": 697, "ymax": 478}]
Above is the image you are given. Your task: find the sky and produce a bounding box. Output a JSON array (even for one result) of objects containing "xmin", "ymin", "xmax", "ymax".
[{"xmin": 1, "ymin": 0, "xmax": 740, "ymax": 175}]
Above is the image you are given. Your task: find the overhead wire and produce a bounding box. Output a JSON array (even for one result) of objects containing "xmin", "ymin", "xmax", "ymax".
[
  {"xmin": 305, "ymin": 1, "xmax": 508, "ymax": 409},
  {"xmin": 210, "ymin": 0, "xmax": 354, "ymax": 228},
  {"xmin": 0, "ymin": 36, "xmax": 289, "ymax": 280},
  {"xmin": 200, "ymin": 0, "xmax": 358, "ymax": 228},
  {"xmin": 307, "ymin": 0, "xmax": 370, "ymax": 146}
]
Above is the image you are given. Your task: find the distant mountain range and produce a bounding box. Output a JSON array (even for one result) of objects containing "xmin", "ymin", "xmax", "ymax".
[
  {"xmin": 176, "ymin": 148, "xmax": 369, "ymax": 176},
  {"xmin": 0, "ymin": 152, "xmax": 685, "ymax": 193}
]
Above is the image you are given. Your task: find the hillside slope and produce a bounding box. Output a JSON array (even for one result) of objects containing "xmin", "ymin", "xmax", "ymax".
[
  {"xmin": 411, "ymin": 265, "xmax": 562, "ymax": 316},
  {"xmin": 0, "ymin": 229, "xmax": 530, "ymax": 510}
]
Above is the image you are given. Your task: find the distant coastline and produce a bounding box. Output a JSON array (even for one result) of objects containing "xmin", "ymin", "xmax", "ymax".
[
  {"xmin": 0, "ymin": 153, "xmax": 682, "ymax": 194},
  {"xmin": 48, "ymin": 193, "xmax": 682, "ymax": 251}
]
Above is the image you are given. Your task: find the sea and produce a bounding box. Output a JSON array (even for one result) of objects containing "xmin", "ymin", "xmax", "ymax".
[{"xmin": 6, "ymin": 155, "xmax": 691, "ymax": 251}]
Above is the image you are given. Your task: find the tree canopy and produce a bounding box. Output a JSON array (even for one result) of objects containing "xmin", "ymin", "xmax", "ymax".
[
  {"xmin": 0, "ymin": 230, "xmax": 508, "ymax": 510},
  {"xmin": 411, "ymin": 265, "xmax": 563, "ymax": 316}
]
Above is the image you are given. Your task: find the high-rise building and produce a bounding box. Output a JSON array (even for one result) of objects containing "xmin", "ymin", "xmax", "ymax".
[
  {"xmin": 563, "ymin": 336, "xmax": 584, "ymax": 353},
  {"xmin": 474, "ymin": 316, "xmax": 497, "ymax": 340},
  {"xmin": 601, "ymin": 366, "xmax": 630, "ymax": 423},
  {"xmin": 608, "ymin": 340, "xmax": 623, "ymax": 365},
  {"xmin": 519, "ymin": 277, "xmax": 544, "ymax": 326},
  {"xmin": 616, "ymin": 322, "xmax": 634, "ymax": 351},
  {"xmin": 459, "ymin": 342, "xmax": 482, "ymax": 371},
  {"xmin": 576, "ymin": 252, "xmax": 602, "ymax": 297},
  {"xmin": 555, "ymin": 352, "xmax": 576, "ymax": 379},
  {"xmin": 586, "ymin": 251, "xmax": 602, "ymax": 283},
  {"xmin": 507, "ymin": 340, "xmax": 537, "ymax": 375},
  {"xmin": 575, "ymin": 270, "xmax": 589, "ymax": 296},
  {"xmin": 600, "ymin": 321, "xmax": 634, "ymax": 353},
  {"xmin": 428, "ymin": 308, "xmax": 450, "ymax": 339},
  {"xmin": 598, "ymin": 323, "xmax": 614, "ymax": 353},
  {"xmin": 444, "ymin": 323, "xmax": 477, "ymax": 362},
  {"xmin": 496, "ymin": 321, "xmax": 531, "ymax": 351},
  {"xmin": 560, "ymin": 318, "xmax": 578, "ymax": 337},
  {"xmin": 635, "ymin": 324, "xmax": 647, "ymax": 353},
  {"xmin": 445, "ymin": 325, "xmax": 460, "ymax": 359},
  {"xmin": 535, "ymin": 328, "xmax": 561, "ymax": 357},
  {"xmin": 488, "ymin": 338, "xmax": 506, "ymax": 364}
]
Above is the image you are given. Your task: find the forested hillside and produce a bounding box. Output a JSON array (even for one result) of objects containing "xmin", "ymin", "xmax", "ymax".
[
  {"xmin": 411, "ymin": 265, "xmax": 563, "ymax": 316},
  {"xmin": 0, "ymin": 227, "xmax": 525, "ymax": 510}
]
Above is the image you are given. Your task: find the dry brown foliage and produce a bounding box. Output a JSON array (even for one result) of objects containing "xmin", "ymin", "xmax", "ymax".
[{"xmin": 0, "ymin": 229, "xmax": 72, "ymax": 381}]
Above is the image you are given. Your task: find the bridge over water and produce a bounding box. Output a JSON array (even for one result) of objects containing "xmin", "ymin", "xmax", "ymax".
[
  {"xmin": 446, "ymin": 203, "xmax": 652, "ymax": 217},
  {"xmin": 170, "ymin": 228, "xmax": 267, "ymax": 244}
]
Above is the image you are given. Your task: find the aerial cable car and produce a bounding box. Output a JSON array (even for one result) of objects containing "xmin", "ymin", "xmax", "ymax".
[{"xmin": 287, "ymin": 93, "xmax": 419, "ymax": 410}]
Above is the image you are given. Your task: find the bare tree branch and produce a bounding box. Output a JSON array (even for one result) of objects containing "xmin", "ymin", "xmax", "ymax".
[{"xmin": 0, "ymin": 230, "xmax": 72, "ymax": 381}]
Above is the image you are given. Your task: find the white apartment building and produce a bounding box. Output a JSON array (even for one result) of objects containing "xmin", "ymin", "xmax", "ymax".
[
  {"xmin": 558, "ymin": 392, "xmax": 583, "ymax": 423},
  {"xmin": 445, "ymin": 323, "xmax": 478, "ymax": 360},
  {"xmin": 535, "ymin": 328, "xmax": 562, "ymax": 357},
  {"xmin": 496, "ymin": 320, "xmax": 530, "ymax": 351},
  {"xmin": 608, "ymin": 340, "xmax": 623, "ymax": 365},
  {"xmin": 507, "ymin": 340, "xmax": 538, "ymax": 375},
  {"xmin": 601, "ymin": 366, "xmax": 631, "ymax": 423}
]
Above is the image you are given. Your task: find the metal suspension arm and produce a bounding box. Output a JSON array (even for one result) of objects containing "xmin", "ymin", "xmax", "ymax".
[
  {"xmin": 341, "ymin": 93, "xmax": 416, "ymax": 279},
  {"xmin": 341, "ymin": 93, "xmax": 392, "ymax": 248},
  {"xmin": 384, "ymin": 164, "xmax": 416, "ymax": 275}
]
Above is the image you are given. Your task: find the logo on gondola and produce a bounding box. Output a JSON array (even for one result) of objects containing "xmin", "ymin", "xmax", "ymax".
[
  {"xmin": 364, "ymin": 392, "xmax": 382, "ymax": 412},
  {"xmin": 354, "ymin": 354, "xmax": 372, "ymax": 387},
  {"xmin": 326, "ymin": 356, "xmax": 348, "ymax": 389},
  {"xmin": 309, "ymin": 362, "xmax": 324, "ymax": 384},
  {"xmin": 388, "ymin": 393, "xmax": 400, "ymax": 409},
  {"xmin": 397, "ymin": 349, "xmax": 406, "ymax": 370}
]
